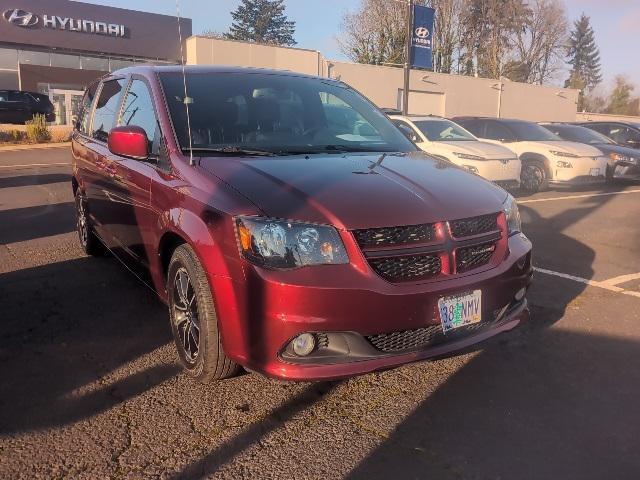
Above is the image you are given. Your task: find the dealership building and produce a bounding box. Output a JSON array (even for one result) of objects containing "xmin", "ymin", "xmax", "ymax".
[{"xmin": 0, "ymin": 0, "xmax": 191, "ymax": 125}]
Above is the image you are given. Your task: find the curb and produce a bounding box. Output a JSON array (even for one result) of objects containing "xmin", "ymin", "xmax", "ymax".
[{"xmin": 0, "ymin": 142, "xmax": 71, "ymax": 152}]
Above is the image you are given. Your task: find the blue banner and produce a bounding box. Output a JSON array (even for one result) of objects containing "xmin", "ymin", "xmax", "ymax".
[{"xmin": 410, "ymin": 4, "xmax": 435, "ymax": 69}]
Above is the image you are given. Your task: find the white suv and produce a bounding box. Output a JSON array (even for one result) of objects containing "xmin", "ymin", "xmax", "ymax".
[
  {"xmin": 454, "ymin": 117, "xmax": 608, "ymax": 192},
  {"xmin": 390, "ymin": 115, "xmax": 521, "ymax": 189}
]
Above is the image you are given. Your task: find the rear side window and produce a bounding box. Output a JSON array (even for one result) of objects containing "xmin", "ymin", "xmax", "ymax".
[
  {"xmin": 0, "ymin": 91, "xmax": 7, "ymax": 101},
  {"xmin": 459, "ymin": 120, "xmax": 483, "ymax": 137},
  {"xmin": 77, "ymin": 83, "xmax": 98, "ymax": 134},
  {"xmin": 119, "ymin": 79, "xmax": 159, "ymax": 154},
  {"xmin": 91, "ymin": 78, "xmax": 126, "ymax": 142}
]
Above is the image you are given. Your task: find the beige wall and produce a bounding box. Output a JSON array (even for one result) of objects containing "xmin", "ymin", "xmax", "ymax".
[
  {"xmin": 576, "ymin": 112, "xmax": 640, "ymax": 123},
  {"xmin": 186, "ymin": 36, "xmax": 323, "ymax": 76},
  {"xmin": 186, "ymin": 37, "xmax": 579, "ymax": 122}
]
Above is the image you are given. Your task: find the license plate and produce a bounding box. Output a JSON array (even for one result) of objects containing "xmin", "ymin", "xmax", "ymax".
[
  {"xmin": 589, "ymin": 168, "xmax": 600, "ymax": 176},
  {"xmin": 438, "ymin": 290, "xmax": 482, "ymax": 332}
]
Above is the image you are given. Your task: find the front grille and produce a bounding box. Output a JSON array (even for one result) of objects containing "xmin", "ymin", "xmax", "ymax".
[
  {"xmin": 368, "ymin": 254, "xmax": 441, "ymax": 282},
  {"xmin": 353, "ymin": 223, "xmax": 435, "ymax": 249},
  {"xmin": 450, "ymin": 213, "xmax": 498, "ymax": 238},
  {"xmin": 456, "ymin": 241, "xmax": 496, "ymax": 272}
]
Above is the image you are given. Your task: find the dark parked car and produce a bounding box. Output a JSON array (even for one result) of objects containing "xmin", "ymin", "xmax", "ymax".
[
  {"xmin": 542, "ymin": 123, "xmax": 640, "ymax": 182},
  {"xmin": 0, "ymin": 90, "xmax": 55, "ymax": 124},
  {"xmin": 72, "ymin": 66, "xmax": 532, "ymax": 382},
  {"xmin": 577, "ymin": 121, "xmax": 640, "ymax": 150}
]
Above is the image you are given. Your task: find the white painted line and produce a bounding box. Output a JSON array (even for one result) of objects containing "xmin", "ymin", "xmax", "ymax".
[
  {"xmin": 519, "ymin": 189, "xmax": 640, "ymax": 204},
  {"xmin": 0, "ymin": 162, "xmax": 71, "ymax": 169},
  {"xmin": 600, "ymin": 272, "xmax": 640, "ymax": 287},
  {"xmin": 534, "ymin": 267, "xmax": 640, "ymax": 299}
]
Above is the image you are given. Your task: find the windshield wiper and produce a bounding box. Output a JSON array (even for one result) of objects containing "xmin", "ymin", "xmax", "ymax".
[{"xmin": 183, "ymin": 146, "xmax": 276, "ymax": 156}]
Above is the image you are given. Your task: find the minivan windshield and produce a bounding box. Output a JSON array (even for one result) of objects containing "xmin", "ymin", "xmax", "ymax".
[
  {"xmin": 413, "ymin": 119, "xmax": 476, "ymax": 142},
  {"xmin": 505, "ymin": 120, "xmax": 561, "ymax": 141},
  {"xmin": 160, "ymin": 72, "xmax": 416, "ymax": 154},
  {"xmin": 546, "ymin": 124, "xmax": 614, "ymax": 145}
]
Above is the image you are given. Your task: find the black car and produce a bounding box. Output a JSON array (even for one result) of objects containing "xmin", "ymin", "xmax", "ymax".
[
  {"xmin": 576, "ymin": 121, "xmax": 640, "ymax": 150},
  {"xmin": 542, "ymin": 123, "xmax": 640, "ymax": 182},
  {"xmin": 0, "ymin": 90, "xmax": 55, "ymax": 124}
]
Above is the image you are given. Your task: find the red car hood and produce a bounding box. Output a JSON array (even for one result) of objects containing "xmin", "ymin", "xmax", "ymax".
[{"xmin": 198, "ymin": 151, "xmax": 508, "ymax": 229}]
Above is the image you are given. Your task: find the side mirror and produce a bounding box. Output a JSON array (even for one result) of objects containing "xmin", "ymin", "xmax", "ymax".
[{"xmin": 108, "ymin": 125, "xmax": 149, "ymax": 160}]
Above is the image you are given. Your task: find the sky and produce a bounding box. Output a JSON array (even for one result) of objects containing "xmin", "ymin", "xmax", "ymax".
[{"xmin": 81, "ymin": 0, "xmax": 640, "ymax": 91}]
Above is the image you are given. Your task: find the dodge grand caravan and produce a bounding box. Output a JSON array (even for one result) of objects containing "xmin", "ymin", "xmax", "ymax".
[{"xmin": 72, "ymin": 66, "xmax": 533, "ymax": 382}]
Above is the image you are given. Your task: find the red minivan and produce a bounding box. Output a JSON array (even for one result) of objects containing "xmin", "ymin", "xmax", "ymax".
[{"xmin": 71, "ymin": 66, "xmax": 532, "ymax": 382}]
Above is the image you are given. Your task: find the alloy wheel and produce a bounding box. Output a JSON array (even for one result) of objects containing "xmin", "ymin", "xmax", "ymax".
[
  {"xmin": 522, "ymin": 164, "xmax": 544, "ymax": 191},
  {"xmin": 76, "ymin": 196, "xmax": 88, "ymax": 247},
  {"xmin": 172, "ymin": 267, "xmax": 200, "ymax": 363}
]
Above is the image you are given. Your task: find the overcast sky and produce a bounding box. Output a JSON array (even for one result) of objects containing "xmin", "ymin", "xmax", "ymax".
[{"xmin": 82, "ymin": 0, "xmax": 639, "ymax": 91}]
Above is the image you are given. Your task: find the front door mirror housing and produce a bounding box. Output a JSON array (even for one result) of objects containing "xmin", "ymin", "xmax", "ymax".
[{"xmin": 108, "ymin": 125, "xmax": 149, "ymax": 160}]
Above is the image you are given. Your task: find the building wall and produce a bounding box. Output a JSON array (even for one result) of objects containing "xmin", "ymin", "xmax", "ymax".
[
  {"xmin": 576, "ymin": 112, "xmax": 640, "ymax": 123},
  {"xmin": 186, "ymin": 37, "xmax": 579, "ymax": 122},
  {"xmin": 186, "ymin": 37, "xmax": 323, "ymax": 76}
]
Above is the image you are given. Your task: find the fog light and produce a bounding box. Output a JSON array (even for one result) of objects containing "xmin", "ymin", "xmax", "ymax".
[
  {"xmin": 515, "ymin": 287, "xmax": 526, "ymax": 301},
  {"xmin": 292, "ymin": 333, "xmax": 316, "ymax": 356}
]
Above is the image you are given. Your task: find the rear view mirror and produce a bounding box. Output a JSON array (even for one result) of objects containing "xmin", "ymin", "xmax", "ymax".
[{"xmin": 108, "ymin": 126, "xmax": 149, "ymax": 160}]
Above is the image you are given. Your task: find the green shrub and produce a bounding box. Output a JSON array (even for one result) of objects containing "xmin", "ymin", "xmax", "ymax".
[{"xmin": 25, "ymin": 113, "xmax": 51, "ymax": 143}]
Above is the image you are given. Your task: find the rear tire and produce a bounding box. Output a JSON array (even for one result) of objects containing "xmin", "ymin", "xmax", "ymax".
[
  {"xmin": 605, "ymin": 165, "xmax": 615, "ymax": 184},
  {"xmin": 75, "ymin": 192, "xmax": 105, "ymax": 256},
  {"xmin": 521, "ymin": 159, "xmax": 549, "ymax": 192},
  {"xmin": 167, "ymin": 244, "xmax": 240, "ymax": 382}
]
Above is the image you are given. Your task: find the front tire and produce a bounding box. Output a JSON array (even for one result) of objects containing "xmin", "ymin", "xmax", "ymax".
[
  {"xmin": 521, "ymin": 160, "xmax": 549, "ymax": 192},
  {"xmin": 167, "ymin": 244, "xmax": 240, "ymax": 382},
  {"xmin": 75, "ymin": 193, "xmax": 105, "ymax": 256}
]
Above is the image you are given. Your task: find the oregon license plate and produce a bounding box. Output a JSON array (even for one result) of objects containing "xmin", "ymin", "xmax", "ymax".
[
  {"xmin": 589, "ymin": 168, "xmax": 600, "ymax": 176},
  {"xmin": 438, "ymin": 290, "xmax": 482, "ymax": 332}
]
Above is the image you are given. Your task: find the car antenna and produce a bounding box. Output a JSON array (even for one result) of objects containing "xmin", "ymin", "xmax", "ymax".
[{"xmin": 175, "ymin": 0, "xmax": 195, "ymax": 166}]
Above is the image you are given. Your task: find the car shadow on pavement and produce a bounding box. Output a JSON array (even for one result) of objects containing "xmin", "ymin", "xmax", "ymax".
[
  {"xmin": 0, "ymin": 256, "xmax": 179, "ymax": 434},
  {"xmin": 0, "ymin": 202, "xmax": 76, "ymax": 245},
  {"xmin": 0, "ymin": 173, "xmax": 70, "ymax": 189}
]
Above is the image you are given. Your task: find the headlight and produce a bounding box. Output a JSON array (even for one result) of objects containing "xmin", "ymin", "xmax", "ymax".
[
  {"xmin": 549, "ymin": 150, "xmax": 578, "ymax": 158},
  {"xmin": 556, "ymin": 160, "xmax": 573, "ymax": 168},
  {"xmin": 453, "ymin": 152, "xmax": 485, "ymax": 161},
  {"xmin": 609, "ymin": 152, "xmax": 634, "ymax": 163},
  {"xmin": 235, "ymin": 216, "xmax": 348, "ymax": 269},
  {"xmin": 462, "ymin": 164, "xmax": 479, "ymax": 174},
  {"xmin": 502, "ymin": 195, "xmax": 521, "ymax": 235}
]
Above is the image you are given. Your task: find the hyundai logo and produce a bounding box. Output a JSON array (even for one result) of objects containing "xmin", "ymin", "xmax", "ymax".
[
  {"xmin": 3, "ymin": 9, "xmax": 39, "ymax": 27},
  {"xmin": 415, "ymin": 26, "xmax": 429, "ymax": 39}
]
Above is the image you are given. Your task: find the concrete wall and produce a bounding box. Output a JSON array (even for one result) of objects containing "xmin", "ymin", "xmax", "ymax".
[
  {"xmin": 186, "ymin": 37, "xmax": 579, "ymax": 122},
  {"xmin": 186, "ymin": 37, "xmax": 323, "ymax": 76},
  {"xmin": 576, "ymin": 112, "xmax": 640, "ymax": 123}
]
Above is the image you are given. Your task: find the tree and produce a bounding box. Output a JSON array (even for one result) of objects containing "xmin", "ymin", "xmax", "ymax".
[
  {"xmin": 606, "ymin": 76, "xmax": 639, "ymax": 116},
  {"xmin": 430, "ymin": 0, "xmax": 464, "ymax": 74},
  {"xmin": 565, "ymin": 14, "xmax": 602, "ymax": 92},
  {"xmin": 460, "ymin": 0, "xmax": 531, "ymax": 79},
  {"xmin": 506, "ymin": 0, "xmax": 567, "ymax": 84},
  {"xmin": 225, "ymin": 0, "xmax": 296, "ymax": 46}
]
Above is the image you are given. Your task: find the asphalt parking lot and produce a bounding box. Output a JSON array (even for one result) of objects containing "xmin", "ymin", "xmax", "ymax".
[{"xmin": 1, "ymin": 146, "xmax": 639, "ymax": 479}]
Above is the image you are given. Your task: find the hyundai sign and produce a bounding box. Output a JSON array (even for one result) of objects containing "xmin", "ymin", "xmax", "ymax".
[
  {"xmin": 410, "ymin": 4, "xmax": 434, "ymax": 69},
  {"xmin": 3, "ymin": 8, "xmax": 126, "ymax": 36}
]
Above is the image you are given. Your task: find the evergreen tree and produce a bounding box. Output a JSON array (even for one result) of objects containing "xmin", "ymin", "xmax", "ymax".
[
  {"xmin": 565, "ymin": 14, "xmax": 602, "ymax": 92},
  {"xmin": 224, "ymin": 0, "xmax": 296, "ymax": 46},
  {"xmin": 606, "ymin": 76, "xmax": 639, "ymax": 116}
]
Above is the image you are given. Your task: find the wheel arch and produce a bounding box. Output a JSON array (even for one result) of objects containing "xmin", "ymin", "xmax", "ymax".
[{"xmin": 520, "ymin": 152, "xmax": 551, "ymax": 174}]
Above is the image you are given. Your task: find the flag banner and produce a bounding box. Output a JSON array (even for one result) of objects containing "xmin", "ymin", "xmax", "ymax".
[{"xmin": 410, "ymin": 4, "xmax": 435, "ymax": 69}]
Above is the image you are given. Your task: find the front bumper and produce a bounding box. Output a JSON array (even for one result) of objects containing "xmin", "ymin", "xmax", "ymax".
[
  {"xmin": 211, "ymin": 233, "xmax": 533, "ymax": 381},
  {"xmin": 612, "ymin": 163, "xmax": 640, "ymax": 180},
  {"xmin": 551, "ymin": 156, "xmax": 608, "ymax": 184}
]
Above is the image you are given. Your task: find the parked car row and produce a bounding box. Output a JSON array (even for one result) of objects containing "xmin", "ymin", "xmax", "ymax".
[{"xmin": 388, "ymin": 114, "xmax": 640, "ymax": 191}]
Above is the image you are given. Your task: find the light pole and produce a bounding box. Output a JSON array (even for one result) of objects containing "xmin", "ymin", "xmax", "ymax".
[{"xmin": 402, "ymin": 0, "xmax": 413, "ymax": 115}]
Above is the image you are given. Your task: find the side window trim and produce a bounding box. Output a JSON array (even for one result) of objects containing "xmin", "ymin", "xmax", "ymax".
[{"xmin": 78, "ymin": 82, "xmax": 100, "ymax": 138}]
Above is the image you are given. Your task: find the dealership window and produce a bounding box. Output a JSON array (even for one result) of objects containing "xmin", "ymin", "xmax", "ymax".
[
  {"xmin": 119, "ymin": 79, "xmax": 159, "ymax": 153},
  {"xmin": 0, "ymin": 48, "xmax": 18, "ymax": 70},
  {"xmin": 0, "ymin": 71, "xmax": 19, "ymax": 90},
  {"xmin": 81, "ymin": 56, "xmax": 109, "ymax": 72},
  {"xmin": 110, "ymin": 58, "xmax": 135, "ymax": 72},
  {"xmin": 51, "ymin": 53, "xmax": 81, "ymax": 69},
  {"xmin": 92, "ymin": 79, "xmax": 126, "ymax": 142},
  {"xmin": 18, "ymin": 50, "xmax": 50, "ymax": 66}
]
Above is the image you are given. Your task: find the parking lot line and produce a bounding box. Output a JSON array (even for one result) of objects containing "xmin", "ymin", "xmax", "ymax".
[
  {"xmin": 534, "ymin": 267, "xmax": 640, "ymax": 298},
  {"xmin": 0, "ymin": 162, "xmax": 71, "ymax": 169},
  {"xmin": 600, "ymin": 272, "xmax": 640, "ymax": 287},
  {"xmin": 519, "ymin": 189, "xmax": 640, "ymax": 204}
]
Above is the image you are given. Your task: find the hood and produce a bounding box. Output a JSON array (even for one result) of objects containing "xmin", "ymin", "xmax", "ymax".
[
  {"xmin": 527, "ymin": 140, "xmax": 603, "ymax": 157},
  {"xmin": 436, "ymin": 140, "xmax": 516, "ymax": 160},
  {"xmin": 592, "ymin": 143, "xmax": 640, "ymax": 159},
  {"xmin": 198, "ymin": 152, "xmax": 508, "ymax": 229}
]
